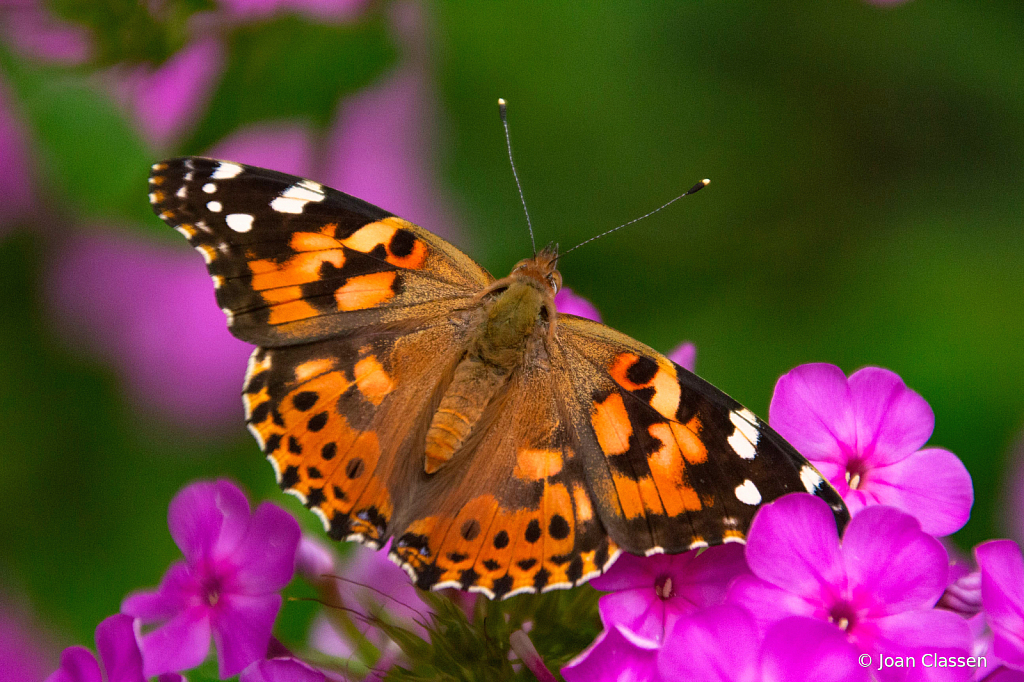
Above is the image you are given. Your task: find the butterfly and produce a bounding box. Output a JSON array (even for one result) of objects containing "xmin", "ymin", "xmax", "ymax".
[{"xmin": 149, "ymin": 156, "xmax": 849, "ymax": 599}]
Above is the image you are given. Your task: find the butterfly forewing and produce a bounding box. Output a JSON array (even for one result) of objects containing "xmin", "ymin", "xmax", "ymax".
[
  {"xmin": 151, "ymin": 156, "xmax": 850, "ymax": 600},
  {"xmin": 149, "ymin": 157, "xmax": 491, "ymax": 347}
]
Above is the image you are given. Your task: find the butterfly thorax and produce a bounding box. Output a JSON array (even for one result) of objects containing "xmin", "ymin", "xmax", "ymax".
[{"xmin": 423, "ymin": 250, "xmax": 561, "ymax": 474}]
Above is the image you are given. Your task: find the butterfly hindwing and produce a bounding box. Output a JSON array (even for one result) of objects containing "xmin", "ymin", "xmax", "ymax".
[{"xmin": 149, "ymin": 157, "xmax": 491, "ymax": 347}]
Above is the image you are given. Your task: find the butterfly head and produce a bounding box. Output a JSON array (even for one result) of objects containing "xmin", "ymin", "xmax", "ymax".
[{"xmin": 511, "ymin": 245, "xmax": 562, "ymax": 296}]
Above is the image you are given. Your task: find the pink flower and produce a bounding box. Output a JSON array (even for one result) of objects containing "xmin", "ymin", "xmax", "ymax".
[
  {"xmin": 554, "ymin": 287, "xmax": 602, "ymax": 322},
  {"xmin": 769, "ymin": 363, "xmax": 973, "ymax": 536},
  {"xmin": 729, "ymin": 494, "xmax": 973, "ymax": 681},
  {"xmin": 1, "ymin": 595, "xmax": 55, "ymax": 682},
  {"xmin": 976, "ymin": 540, "xmax": 1024, "ymax": 671},
  {"xmin": 121, "ymin": 480, "xmax": 300, "ymax": 678},
  {"xmin": 562, "ymin": 545, "xmax": 746, "ymax": 680},
  {"xmin": 0, "ymin": 0, "xmax": 91, "ymax": 65},
  {"xmin": 45, "ymin": 614, "xmax": 184, "ymax": 682},
  {"xmin": 659, "ymin": 605, "xmax": 867, "ymax": 682},
  {"xmin": 309, "ymin": 541, "xmax": 430, "ymax": 677},
  {"xmin": 240, "ymin": 656, "xmax": 326, "ymax": 682},
  {"xmin": 667, "ymin": 341, "xmax": 696, "ymax": 373},
  {"xmin": 109, "ymin": 37, "xmax": 225, "ymax": 149},
  {"xmin": 0, "ymin": 80, "xmax": 36, "ymax": 233},
  {"xmin": 46, "ymin": 230, "xmax": 254, "ymax": 433},
  {"xmin": 589, "ymin": 544, "xmax": 748, "ymax": 644},
  {"xmin": 562, "ymin": 623, "xmax": 660, "ymax": 682}
]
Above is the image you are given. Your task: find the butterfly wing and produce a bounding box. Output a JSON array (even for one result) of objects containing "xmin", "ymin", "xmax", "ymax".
[
  {"xmin": 551, "ymin": 314, "xmax": 849, "ymax": 557},
  {"xmin": 149, "ymin": 157, "xmax": 492, "ymax": 347}
]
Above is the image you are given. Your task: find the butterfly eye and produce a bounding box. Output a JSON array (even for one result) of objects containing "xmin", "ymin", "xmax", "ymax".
[{"xmin": 546, "ymin": 272, "xmax": 561, "ymax": 292}]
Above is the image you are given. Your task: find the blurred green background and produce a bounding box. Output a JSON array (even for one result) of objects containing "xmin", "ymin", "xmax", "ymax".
[{"xmin": 1, "ymin": 0, "xmax": 1022, "ymax": 672}]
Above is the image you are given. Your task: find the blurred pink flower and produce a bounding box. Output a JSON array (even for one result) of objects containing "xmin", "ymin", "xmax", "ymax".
[
  {"xmin": 0, "ymin": 595, "xmax": 54, "ymax": 682},
  {"xmin": 667, "ymin": 342, "xmax": 696, "ymax": 373},
  {"xmin": 310, "ymin": 541, "xmax": 430, "ymax": 678},
  {"xmin": 554, "ymin": 287, "xmax": 601, "ymax": 322},
  {"xmin": 46, "ymin": 229, "xmax": 254, "ymax": 432},
  {"xmin": 218, "ymin": 0, "xmax": 368, "ymax": 22},
  {"xmin": 0, "ymin": 0, "xmax": 91, "ymax": 64},
  {"xmin": 0, "ymin": 80, "xmax": 35, "ymax": 233},
  {"xmin": 323, "ymin": 1, "xmax": 457, "ymax": 239},
  {"xmin": 108, "ymin": 37, "xmax": 225, "ymax": 149}
]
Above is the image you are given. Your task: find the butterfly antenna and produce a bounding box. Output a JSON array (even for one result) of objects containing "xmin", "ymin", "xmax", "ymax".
[
  {"xmin": 559, "ymin": 179, "xmax": 710, "ymax": 258},
  {"xmin": 498, "ymin": 98, "xmax": 537, "ymax": 255}
]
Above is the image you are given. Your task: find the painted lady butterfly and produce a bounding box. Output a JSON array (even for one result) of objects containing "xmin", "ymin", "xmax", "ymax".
[{"xmin": 149, "ymin": 156, "xmax": 848, "ymax": 599}]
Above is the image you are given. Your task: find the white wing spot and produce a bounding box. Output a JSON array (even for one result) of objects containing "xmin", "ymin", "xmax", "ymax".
[
  {"xmin": 734, "ymin": 479, "xmax": 762, "ymax": 505},
  {"xmin": 270, "ymin": 182, "xmax": 326, "ymax": 214},
  {"xmin": 226, "ymin": 213, "xmax": 254, "ymax": 233},
  {"xmin": 147, "ymin": 193, "xmax": 159, "ymax": 203},
  {"xmin": 728, "ymin": 408, "xmax": 760, "ymax": 460},
  {"xmin": 211, "ymin": 162, "xmax": 243, "ymax": 179},
  {"xmin": 800, "ymin": 465, "xmax": 824, "ymax": 493},
  {"xmin": 176, "ymin": 185, "xmax": 187, "ymax": 199},
  {"xmin": 222, "ymin": 307, "xmax": 234, "ymax": 326},
  {"xmin": 202, "ymin": 183, "xmax": 217, "ymax": 193},
  {"xmin": 206, "ymin": 200, "xmax": 222, "ymax": 213}
]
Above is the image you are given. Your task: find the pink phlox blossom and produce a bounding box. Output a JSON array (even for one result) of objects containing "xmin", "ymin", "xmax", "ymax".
[
  {"xmin": 45, "ymin": 613, "xmax": 184, "ymax": 682},
  {"xmin": 769, "ymin": 363, "xmax": 973, "ymax": 536},
  {"xmin": 729, "ymin": 493, "xmax": 974, "ymax": 681},
  {"xmin": 121, "ymin": 480, "xmax": 300, "ymax": 678}
]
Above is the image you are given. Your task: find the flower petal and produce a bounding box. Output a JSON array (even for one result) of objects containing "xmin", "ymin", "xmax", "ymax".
[
  {"xmin": 848, "ymin": 367, "xmax": 934, "ymax": 466},
  {"xmin": 761, "ymin": 616, "xmax": 868, "ymax": 682},
  {"xmin": 554, "ymin": 287, "xmax": 602, "ymax": 322},
  {"xmin": 976, "ymin": 540, "xmax": 1024, "ymax": 668},
  {"xmin": 744, "ymin": 494, "xmax": 846, "ymax": 602},
  {"xmin": 169, "ymin": 480, "xmax": 251, "ymax": 567},
  {"xmin": 728, "ymin": 574, "xmax": 820, "ymax": 631},
  {"xmin": 769, "ymin": 364, "xmax": 857, "ymax": 467},
  {"xmin": 843, "ymin": 506, "xmax": 949, "ymax": 615},
  {"xmin": 212, "ymin": 593, "xmax": 282, "ymax": 678},
  {"xmin": 562, "ymin": 624, "xmax": 661, "ymax": 682},
  {"xmin": 137, "ymin": 606, "xmax": 212, "ymax": 678},
  {"xmin": 94, "ymin": 614, "xmax": 144, "ymax": 682},
  {"xmin": 45, "ymin": 647, "xmax": 102, "ymax": 682},
  {"xmin": 295, "ymin": 536, "xmax": 336, "ymax": 582},
  {"xmin": 120, "ymin": 562, "xmax": 195, "ymax": 621},
  {"xmin": 866, "ymin": 448, "xmax": 973, "ymax": 536},
  {"xmin": 598, "ymin": 588, "xmax": 664, "ymax": 642},
  {"xmin": 240, "ymin": 657, "xmax": 327, "ymax": 682},
  {"xmin": 667, "ymin": 342, "xmax": 696, "ymax": 373},
  {"xmin": 227, "ymin": 502, "xmax": 300, "ymax": 594},
  {"xmin": 658, "ymin": 605, "xmax": 759, "ymax": 682},
  {"xmin": 870, "ymin": 609, "xmax": 973, "ymax": 682},
  {"xmin": 120, "ymin": 37, "xmax": 224, "ymax": 148}
]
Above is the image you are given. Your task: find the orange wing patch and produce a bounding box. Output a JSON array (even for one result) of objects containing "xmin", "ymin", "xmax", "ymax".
[
  {"xmin": 608, "ymin": 352, "xmax": 681, "ymax": 421},
  {"xmin": 591, "ymin": 393, "xmax": 632, "ymax": 456},
  {"xmin": 340, "ymin": 217, "xmax": 429, "ymax": 269},
  {"xmin": 334, "ymin": 271, "xmax": 397, "ymax": 311},
  {"xmin": 244, "ymin": 348, "xmax": 393, "ymax": 546}
]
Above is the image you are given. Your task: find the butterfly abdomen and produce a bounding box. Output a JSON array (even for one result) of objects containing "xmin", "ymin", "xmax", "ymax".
[{"xmin": 424, "ymin": 279, "xmax": 550, "ymax": 473}]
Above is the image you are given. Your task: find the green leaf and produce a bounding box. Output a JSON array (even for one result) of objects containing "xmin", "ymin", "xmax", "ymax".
[
  {"xmin": 183, "ymin": 14, "xmax": 397, "ymax": 153},
  {"xmin": 0, "ymin": 46, "xmax": 154, "ymax": 225}
]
